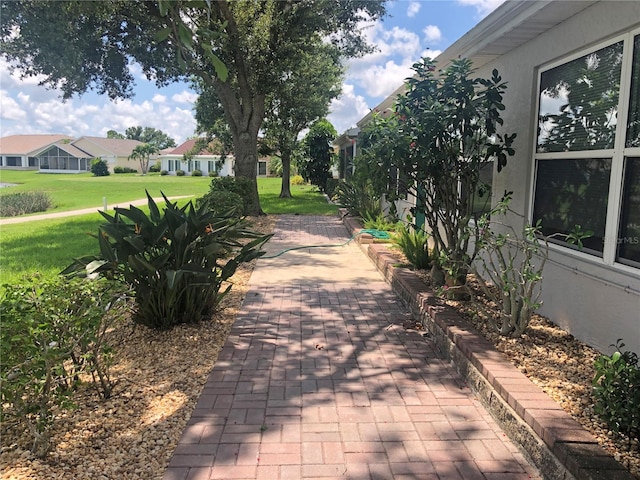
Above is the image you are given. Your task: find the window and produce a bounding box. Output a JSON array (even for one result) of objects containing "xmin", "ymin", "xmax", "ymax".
[
  {"xmin": 618, "ymin": 157, "xmax": 640, "ymax": 266},
  {"xmin": 532, "ymin": 30, "xmax": 640, "ymax": 269},
  {"xmin": 258, "ymin": 161, "xmax": 267, "ymax": 176},
  {"xmin": 533, "ymin": 158, "xmax": 611, "ymax": 254}
]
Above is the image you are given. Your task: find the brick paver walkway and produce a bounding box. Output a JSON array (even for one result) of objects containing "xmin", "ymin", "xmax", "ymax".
[{"xmin": 164, "ymin": 215, "xmax": 540, "ymax": 480}]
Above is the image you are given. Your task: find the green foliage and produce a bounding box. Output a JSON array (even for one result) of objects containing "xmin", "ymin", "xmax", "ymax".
[
  {"xmin": 473, "ymin": 195, "xmax": 593, "ymax": 337},
  {"xmin": 363, "ymin": 213, "xmax": 399, "ymax": 232},
  {"xmin": 333, "ymin": 177, "xmax": 382, "ymax": 219},
  {"xmin": 197, "ymin": 190, "xmax": 244, "ymax": 218},
  {"xmin": 128, "ymin": 143, "xmax": 159, "ymax": 175},
  {"xmin": 391, "ymin": 58, "xmax": 516, "ymax": 283},
  {"xmin": 176, "ymin": 169, "xmax": 185, "ymax": 176},
  {"xmin": 63, "ymin": 192, "xmax": 270, "ymax": 330},
  {"xmin": 149, "ymin": 161, "xmax": 161, "ymax": 173},
  {"xmin": 113, "ymin": 166, "xmax": 138, "ymax": 174},
  {"xmin": 268, "ymin": 157, "xmax": 283, "ymax": 177},
  {"xmin": 198, "ymin": 176, "xmax": 254, "ymax": 216},
  {"xmin": 392, "ymin": 222, "xmax": 431, "ymax": 270},
  {"xmin": 90, "ymin": 158, "xmax": 110, "ymax": 177},
  {"xmin": 300, "ymin": 119, "xmax": 337, "ymax": 192},
  {"xmin": 208, "ymin": 170, "xmax": 218, "ymax": 177},
  {"xmin": 593, "ymin": 340, "xmax": 640, "ymax": 441},
  {"xmin": 0, "ymin": 274, "xmax": 127, "ymax": 457},
  {"xmin": 191, "ymin": 169, "xmax": 203, "ymax": 177},
  {"xmin": 325, "ymin": 178, "xmax": 340, "ymax": 198},
  {"xmin": 160, "ymin": 170, "xmax": 169, "ymax": 176},
  {"xmin": 0, "ymin": 191, "xmax": 52, "ymax": 217}
]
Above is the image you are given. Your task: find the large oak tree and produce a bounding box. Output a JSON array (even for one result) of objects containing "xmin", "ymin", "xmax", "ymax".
[{"xmin": 1, "ymin": 0, "xmax": 387, "ymax": 214}]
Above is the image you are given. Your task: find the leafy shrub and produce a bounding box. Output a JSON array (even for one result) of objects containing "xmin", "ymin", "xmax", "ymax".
[
  {"xmin": 392, "ymin": 222, "xmax": 431, "ymax": 270},
  {"xmin": 0, "ymin": 191, "xmax": 52, "ymax": 217},
  {"xmin": 198, "ymin": 176, "xmax": 254, "ymax": 216},
  {"xmin": 176, "ymin": 169, "xmax": 186, "ymax": 176},
  {"xmin": 291, "ymin": 175, "xmax": 305, "ymax": 185},
  {"xmin": 160, "ymin": 170, "xmax": 169, "ymax": 176},
  {"xmin": 191, "ymin": 169, "xmax": 203, "ymax": 177},
  {"xmin": 90, "ymin": 158, "xmax": 110, "ymax": 177},
  {"xmin": 268, "ymin": 157, "xmax": 283, "ymax": 177},
  {"xmin": 0, "ymin": 274, "xmax": 127, "ymax": 457},
  {"xmin": 209, "ymin": 170, "xmax": 218, "ymax": 177},
  {"xmin": 149, "ymin": 161, "xmax": 161, "ymax": 173},
  {"xmin": 325, "ymin": 178, "xmax": 340, "ymax": 198},
  {"xmin": 197, "ymin": 190, "xmax": 244, "ymax": 218},
  {"xmin": 63, "ymin": 192, "xmax": 270, "ymax": 330},
  {"xmin": 333, "ymin": 177, "xmax": 382, "ymax": 219},
  {"xmin": 472, "ymin": 195, "xmax": 592, "ymax": 337},
  {"xmin": 363, "ymin": 212, "xmax": 399, "ymax": 232},
  {"xmin": 593, "ymin": 340, "xmax": 640, "ymax": 442},
  {"xmin": 113, "ymin": 166, "xmax": 138, "ymax": 174}
]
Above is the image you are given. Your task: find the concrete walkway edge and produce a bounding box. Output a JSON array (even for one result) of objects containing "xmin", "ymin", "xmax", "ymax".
[{"xmin": 341, "ymin": 214, "xmax": 636, "ymax": 480}]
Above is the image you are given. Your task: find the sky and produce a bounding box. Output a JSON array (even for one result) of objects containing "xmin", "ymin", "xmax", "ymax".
[{"xmin": 0, "ymin": 0, "xmax": 505, "ymax": 146}]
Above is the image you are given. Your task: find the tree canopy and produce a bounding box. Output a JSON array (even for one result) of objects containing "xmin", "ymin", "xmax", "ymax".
[
  {"xmin": 0, "ymin": 0, "xmax": 387, "ymax": 215},
  {"xmin": 107, "ymin": 126, "xmax": 176, "ymax": 150}
]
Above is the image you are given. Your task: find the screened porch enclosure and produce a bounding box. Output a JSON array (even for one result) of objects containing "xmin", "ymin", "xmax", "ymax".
[{"xmin": 37, "ymin": 145, "xmax": 91, "ymax": 172}]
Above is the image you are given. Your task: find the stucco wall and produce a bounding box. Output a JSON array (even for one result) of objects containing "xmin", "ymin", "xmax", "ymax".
[{"xmin": 469, "ymin": 2, "xmax": 640, "ymax": 354}]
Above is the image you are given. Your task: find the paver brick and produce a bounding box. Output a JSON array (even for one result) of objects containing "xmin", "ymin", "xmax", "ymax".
[{"xmin": 162, "ymin": 216, "xmax": 540, "ymax": 480}]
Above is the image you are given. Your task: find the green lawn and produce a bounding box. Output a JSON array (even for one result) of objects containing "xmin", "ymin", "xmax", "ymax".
[
  {"xmin": 0, "ymin": 170, "xmax": 212, "ymax": 214},
  {"xmin": 0, "ymin": 175, "xmax": 336, "ymax": 286}
]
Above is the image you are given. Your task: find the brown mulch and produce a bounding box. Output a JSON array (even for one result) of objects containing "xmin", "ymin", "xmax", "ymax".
[{"xmin": 0, "ymin": 216, "xmax": 276, "ymax": 480}]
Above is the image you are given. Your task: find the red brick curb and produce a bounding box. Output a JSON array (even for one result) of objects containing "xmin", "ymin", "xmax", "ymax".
[{"xmin": 341, "ymin": 213, "xmax": 635, "ymax": 480}]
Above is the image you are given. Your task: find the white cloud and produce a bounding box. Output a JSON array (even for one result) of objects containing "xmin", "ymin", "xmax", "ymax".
[
  {"xmin": 328, "ymin": 84, "xmax": 371, "ymax": 133},
  {"xmin": 407, "ymin": 2, "xmax": 421, "ymax": 18},
  {"xmin": 172, "ymin": 90, "xmax": 197, "ymax": 104},
  {"xmin": 346, "ymin": 21, "xmax": 421, "ymax": 100},
  {"xmin": 0, "ymin": 91, "xmax": 27, "ymax": 121},
  {"xmin": 457, "ymin": 0, "xmax": 506, "ymax": 17},
  {"xmin": 423, "ymin": 25, "xmax": 442, "ymax": 44},
  {"xmin": 0, "ymin": 67, "xmax": 197, "ymax": 144}
]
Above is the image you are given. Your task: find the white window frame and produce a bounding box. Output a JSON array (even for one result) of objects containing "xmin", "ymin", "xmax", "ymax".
[{"xmin": 530, "ymin": 28, "xmax": 640, "ymax": 275}]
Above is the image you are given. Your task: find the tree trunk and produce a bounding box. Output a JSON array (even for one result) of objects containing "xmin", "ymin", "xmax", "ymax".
[
  {"xmin": 212, "ymin": 76, "xmax": 266, "ymax": 216},
  {"xmin": 279, "ymin": 149, "xmax": 292, "ymax": 198},
  {"xmin": 232, "ymin": 132, "xmax": 263, "ymax": 216}
]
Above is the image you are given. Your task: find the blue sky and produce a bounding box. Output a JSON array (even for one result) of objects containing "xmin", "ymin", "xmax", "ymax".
[{"xmin": 0, "ymin": 0, "xmax": 504, "ymax": 145}]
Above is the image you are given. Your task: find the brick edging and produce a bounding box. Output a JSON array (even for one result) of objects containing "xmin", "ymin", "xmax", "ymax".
[{"xmin": 340, "ymin": 213, "xmax": 635, "ymax": 480}]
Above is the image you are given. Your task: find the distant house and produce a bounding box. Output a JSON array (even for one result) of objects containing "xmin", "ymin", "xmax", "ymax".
[
  {"xmin": 334, "ymin": 127, "xmax": 359, "ymax": 179},
  {"xmin": 71, "ymin": 136, "xmax": 144, "ymax": 172},
  {"xmin": 340, "ymin": 1, "xmax": 640, "ymax": 355},
  {"xmin": 0, "ymin": 134, "xmax": 144, "ymax": 173},
  {"xmin": 159, "ymin": 138, "xmax": 269, "ymax": 177},
  {"xmin": 159, "ymin": 138, "xmax": 233, "ymax": 176},
  {"xmin": 0, "ymin": 134, "xmax": 73, "ymax": 169}
]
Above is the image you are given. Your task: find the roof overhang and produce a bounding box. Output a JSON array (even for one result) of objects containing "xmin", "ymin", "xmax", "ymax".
[{"xmin": 358, "ymin": 0, "xmax": 597, "ymax": 127}]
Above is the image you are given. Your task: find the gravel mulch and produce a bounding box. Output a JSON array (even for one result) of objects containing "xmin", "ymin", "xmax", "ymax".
[
  {"xmin": 0, "ymin": 216, "xmax": 275, "ymax": 480},
  {"xmin": 408, "ymin": 263, "xmax": 640, "ymax": 478}
]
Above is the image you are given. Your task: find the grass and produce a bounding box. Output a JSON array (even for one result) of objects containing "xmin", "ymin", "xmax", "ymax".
[
  {"xmin": 0, "ymin": 175, "xmax": 336, "ymax": 286},
  {"xmin": 0, "ymin": 170, "xmax": 212, "ymax": 215},
  {"xmin": 258, "ymin": 177, "xmax": 337, "ymax": 215}
]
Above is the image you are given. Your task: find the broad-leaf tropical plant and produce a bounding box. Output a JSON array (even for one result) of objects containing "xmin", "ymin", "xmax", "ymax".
[{"xmin": 63, "ymin": 191, "xmax": 271, "ymax": 329}]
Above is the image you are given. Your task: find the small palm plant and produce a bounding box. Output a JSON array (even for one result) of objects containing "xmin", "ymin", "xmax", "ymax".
[{"xmin": 63, "ymin": 191, "xmax": 270, "ymax": 329}]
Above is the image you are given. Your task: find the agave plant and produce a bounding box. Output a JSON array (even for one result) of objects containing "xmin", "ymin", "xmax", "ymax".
[{"xmin": 63, "ymin": 191, "xmax": 271, "ymax": 329}]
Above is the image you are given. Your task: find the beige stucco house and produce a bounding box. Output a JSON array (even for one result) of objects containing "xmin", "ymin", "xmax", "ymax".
[
  {"xmin": 345, "ymin": 0, "xmax": 640, "ymax": 355},
  {"xmin": 0, "ymin": 134, "xmax": 144, "ymax": 173}
]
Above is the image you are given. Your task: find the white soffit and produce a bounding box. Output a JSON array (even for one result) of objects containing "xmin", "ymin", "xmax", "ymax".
[{"xmin": 358, "ymin": 0, "xmax": 598, "ymax": 127}]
